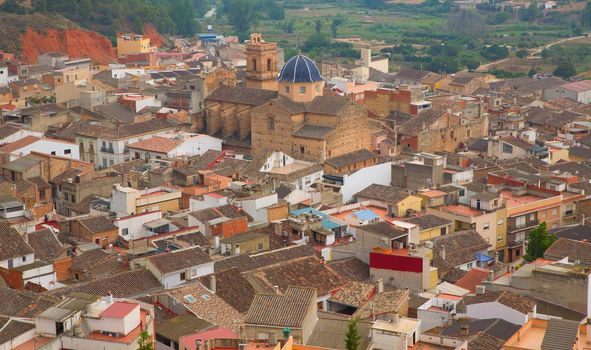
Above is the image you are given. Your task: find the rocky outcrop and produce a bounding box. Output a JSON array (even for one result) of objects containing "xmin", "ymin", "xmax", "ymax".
[{"xmin": 143, "ymin": 24, "xmax": 165, "ymax": 48}]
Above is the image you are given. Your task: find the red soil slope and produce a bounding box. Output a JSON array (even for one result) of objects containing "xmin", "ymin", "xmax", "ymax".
[
  {"xmin": 143, "ymin": 24, "xmax": 165, "ymax": 48},
  {"xmin": 20, "ymin": 27, "xmax": 116, "ymax": 65}
]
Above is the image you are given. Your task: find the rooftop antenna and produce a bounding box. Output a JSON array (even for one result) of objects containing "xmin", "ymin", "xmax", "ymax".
[{"xmin": 296, "ymin": 33, "xmax": 301, "ymax": 54}]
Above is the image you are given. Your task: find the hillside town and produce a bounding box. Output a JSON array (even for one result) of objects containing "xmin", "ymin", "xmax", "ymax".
[{"xmin": 1, "ymin": 27, "xmax": 591, "ymax": 350}]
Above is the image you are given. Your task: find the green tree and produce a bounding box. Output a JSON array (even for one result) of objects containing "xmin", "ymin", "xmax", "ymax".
[
  {"xmin": 303, "ymin": 33, "xmax": 331, "ymax": 52},
  {"xmin": 228, "ymin": 0, "xmax": 256, "ymax": 40},
  {"xmin": 192, "ymin": 0, "xmax": 208, "ymax": 16},
  {"xmin": 464, "ymin": 57, "xmax": 480, "ymax": 71},
  {"xmin": 285, "ymin": 19, "xmax": 295, "ymax": 33},
  {"xmin": 34, "ymin": 0, "xmax": 48, "ymax": 12},
  {"xmin": 582, "ymin": 1, "xmax": 591, "ymax": 28},
  {"xmin": 364, "ymin": 0, "xmax": 385, "ymax": 9},
  {"xmin": 553, "ymin": 59, "xmax": 576, "ymax": 79},
  {"xmin": 331, "ymin": 16, "xmax": 345, "ymax": 37},
  {"xmin": 528, "ymin": 66, "xmax": 538, "ymax": 77},
  {"xmin": 137, "ymin": 330, "xmax": 153, "ymax": 350},
  {"xmin": 345, "ymin": 319, "xmax": 361, "ymax": 350},
  {"xmin": 516, "ymin": 49, "xmax": 529, "ymax": 58},
  {"xmin": 78, "ymin": 0, "xmax": 93, "ymax": 22},
  {"xmin": 169, "ymin": 0, "xmax": 200, "ymax": 36},
  {"xmin": 524, "ymin": 222, "xmax": 556, "ymax": 262},
  {"xmin": 541, "ymin": 48, "xmax": 551, "ymax": 60},
  {"xmin": 315, "ymin": 19, "xmax": 323, "ymax": 34},
  {"xmin": 519, "ymin": 1, "xmax": 539, "ymax": 22},
  {"xmin": 491, "ymin": 11, "xmax": 509, "ymax": 24},
  {"xmin": 448, "ymin": 9, "xmax": 487, "ymax": 38}
]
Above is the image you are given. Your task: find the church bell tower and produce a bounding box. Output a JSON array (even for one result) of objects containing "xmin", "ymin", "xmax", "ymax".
[{"xmin": 246, "ymin": 33, "xmax": 278, "ymax": 91}]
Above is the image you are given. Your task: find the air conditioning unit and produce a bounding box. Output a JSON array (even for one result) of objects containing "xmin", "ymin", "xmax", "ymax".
[
  {"xmin": 424, "ymin": 241, "xmax": 433, "ymax": 249},
  {"xmin": 475, "ymin": 285, "xmax": 486, "ymax": 295}
]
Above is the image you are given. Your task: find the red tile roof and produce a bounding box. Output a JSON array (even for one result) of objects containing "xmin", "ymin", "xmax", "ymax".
[
  {"xmin": 126, "ymin": 136, "xmax": 180, "ymax": 153},
  {"xmin": 0, "ymin": 135, "xmax": 39, "ymax": 153},
  {"xmin": 454, "ymin": 267, "xmax": 489, "ymax": 292},
  {"xmin": 101, "ymin": 302, "xmax": 138, "ymax": 319}
]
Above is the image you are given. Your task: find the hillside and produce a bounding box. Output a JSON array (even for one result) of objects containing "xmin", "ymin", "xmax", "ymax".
[{"xmin": 0, "ymin": 11, "xmax": 168, "ymax": 64}]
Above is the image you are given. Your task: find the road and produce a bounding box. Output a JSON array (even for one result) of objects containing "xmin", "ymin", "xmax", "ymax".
[{"xmin": 475, "ymin": 35, "xmax": 586, "ymax": 72}]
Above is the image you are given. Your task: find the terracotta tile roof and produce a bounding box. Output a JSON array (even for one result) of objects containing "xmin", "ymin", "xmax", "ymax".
[
  {"xmin": 214, "ymin": 253, "xmax": 259, "ymax": 273},
  {"xmin": 168, "ymin": 283, "xmax": 244, "ymax": 332},
  {"xmin": 26, "ymin": 229, "xmax": 64, "ymax": 261},
  {"xmin": 250, "ymin": 244, "xmax": 319, "ymax": 268},
  {"xmin": 541, "ymin": 318, "xmax": 580, "ymax": 350},
  {"xmin": 71, "ymin": 249, "xmax": 126, "ymax": 277},
  {"xmin": 75, "ymin": 118, "xmax": 179, "ymax": 139},
  {"xmin": 197, "ymin": 267, "xmax": 256, "ymax": 313},
  {"xmin": 432, "ymin": 230, "xmax": 491, "ymax": 274},
  {"xmin": 324, "ymin": 149, "xmax": 381, "ymax": 169},
  {"xmin": 126, "ymin": 136, "xmax": 181, "ymax": 153},
  {"xmin": 466, "ymin": 332, "xmax": 506, "ymax": 350},
  {"xmin": 353, "ymin": 288, "xmax": 409, "ymax": 320},
  {"xmin": 439, "ymin": 318, "xmax": 520, "ymax": 341},
  {"xmin": 46, "ymin": 269, "xmax": 162, "ymax": 298},
  {"xmin": 406, "ymin": 214, "xmax": 451, "ymax": 230},
  {"xmin": 147, "ymin": 246, "xmax": 212, "ymax": 274},
  {"xmin": 330, "ymin": 281, "xmax": 375, "ymax": 307},
  {"xmin": 291, "ymin": 124, "xmax": 335, "ymax": 140},
  {"xmin": 0, "ymin": 317, "xmax": 35, "ymax": 345},
  {"xmin": 0, "ymin": 125, "xmax": 19, "ymax": 140},
  {"xmin": 244, "ymin": 286, "xmax": 317, "ymax": 328},
  {"xmin": 454, "ymin": 268, "xmax": 489, "ymax": 292},
  {"xmin": 399, "ymin": 109, "xmax": 447, "ymax": 136},
  {"xmin": 245, "ymin": 256, "xmax": 347, "ymax": 296},
  {"xmin": 354, "ymin": 184, "xmax": 411, "ymax": 204},
  {"xmin": 77, "ymin": 216, "xmax": 116, "ymax": 234},
  {"xmin": 461, "ymin": 290, "xmax": 536, "ymax": 315},
  {"xmin": 327, "ymin": 257, "xmax": 370, "ymax": 282},
  {"xmin": 0, "ymin": 287, "xmax": 59, "ymax": 317},
  {"xmin": 357, "ymin": 221, "xmax": 407, "ymax": 238},
  {"xmin": 0, "ymin": 220, "xmax": 34, "ymax": 261},
  {"xmin": 544, "ymin": 238, "xmax": 591, "ymax": 266},
  {"xmin": 501, "ymin": 136, "xmax": 534, "ymax": 150},
  {"xmin": 206, "ymin": 85, "xmax": 277, "ymax": 106},
  {"xmin": 189, "ymin": 204, "xmax": 247, "ymax": 223},
  {"xmin": 0, "ymin": 135, "xmax": 39, "ymax": 153},
  {"xmin": 308, "ymin": 313, "xmax": 373, "ymax": 350}
]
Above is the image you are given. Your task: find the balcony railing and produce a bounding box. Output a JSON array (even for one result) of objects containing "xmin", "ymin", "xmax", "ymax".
[
  {"xmin": 509, "ymin": 219, "xmax": 539, "ymax": 233},
  {"xmin": 100, "ymin": 146, "xmax": 114, "ymax": 153}
]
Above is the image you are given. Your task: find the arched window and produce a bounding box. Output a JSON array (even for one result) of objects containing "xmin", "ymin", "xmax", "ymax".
[
  {"xmin": 267, "ymin": 58, "xmax": 272, "ymax": 72},
  {"xmin": 252, "ymin": 59, "xmax": 257, "ymax": 72}
]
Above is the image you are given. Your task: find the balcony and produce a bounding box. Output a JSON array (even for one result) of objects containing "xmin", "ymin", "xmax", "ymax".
[
  {"xmin": 508, "ymin": 219, "xmax": 539, "ymax": 233},
  {"xmin": 100, "ymin": 146, "xmax": 115, "ymax": 153}
]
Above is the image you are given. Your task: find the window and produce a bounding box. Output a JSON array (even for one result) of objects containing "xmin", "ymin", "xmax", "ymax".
[
  {"xmin": 516, "ymin": 215, "xmax": 526, "ymax": 228},
  {"xmin": 64, "ymin": 149, "xmax": 71, "ymax": 154},
  {"xmin": 497, "ymin": 235, "xmax": 504, "ymax": 242},
  {"xmin": 51, "ymin": 151, "xmax": 56, "ymax": 155},
  {"xmin": 467, "ymin": 129, "xmax": 471, "ymax": 138},
  {"xmin": 459, "ymin": 189, "xmax": 465, "ymax": 197},
  {"xmin": 180, "ymin": 272, "xmax": 186, "ymax": 280},
  {"xmin": 551, "ymin": 208, "xmax": 557, "ymax": 215},
  {"xmin": 285, "ymin": 86, "xmax": 290, "ymax": 93},
  {"xmin": 502, "ymin": 143, "xmax": 513, "ymax": 154},
  {"xmin": 300, "ymin": 146, "xmax": 305, "ymax": 154},
  {"xmin": 315, "ymin": 84, "xmax": 320, "ymax": 93},
  {"xmin": 483, "ymin": 222, "xmax": 490, "ymax": 230},
  {"xmin": 299, "ymin": 86, "xmax": 306, "ymax": 94},
  {"xmin": 122, "ymin": 228, "xmax": 128, "ymax": 236},
  {"xmin": 134, "ymin": 152, "xmax": 140, "ymax": 160},
  {"xmin": 497, "ymin": 219, "xmax": 504, "ymax": 225},
  {"xmin": 71, "ymin": 196, "xmax": 76, "ymax": 203},
  {"xmin": 440, "ymin": 227, "xmax": 447, "ymax": 236},
  {"xmin": 516, "ymin": 249, "xmax": 521, "ymax": 257},
  {"xmin": 268, "ymin": 116, "xmax": 275, "ymax": 130},
  {"xmin": 466, "ymin": 262, "xmax": 473, "ymax": 269},
  {"xmin": 267, "ymin": 58, "xmax": 272, "ymax": 72},
  {"xmin": 252, "ymin": 59, "xmax": 257, "ymax": 72},
  {"xmin": 257, "ymin": 243, "xmax": 264, "ymax": 251},
  {"xmin": 22, "ymin": 256, "xmax": 26, "ymax": 262}
]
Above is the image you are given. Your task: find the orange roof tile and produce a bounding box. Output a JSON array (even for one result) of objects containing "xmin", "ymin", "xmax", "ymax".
[
  {"xmin": 0, "ymin": 135, "xmax": 39, "ymax": 153},
  {"xmin": 454, "ymin": 267, "xmax": 489, "ymax": 292},
  {"xmin": 126, "ymin": 136, "xmax": 181, "ymax": 153}
]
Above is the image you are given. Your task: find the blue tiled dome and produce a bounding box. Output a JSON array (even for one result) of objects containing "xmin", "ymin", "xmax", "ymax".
[{"xmin": 277, "ymin": 54, "xmax": 324, "ymax": 83}]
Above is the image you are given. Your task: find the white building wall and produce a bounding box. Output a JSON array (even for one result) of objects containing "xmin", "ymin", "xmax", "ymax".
[
  {"xmin": 116, "ymin": 211, "xmax": 162, "ymax": 240},
  {"xmin": 7, "ymin": 139, "xmax": 80, "ymax": 161},
  {"xmin": 464, "ymin": 301, "xmax": 528, "ymax": 325},
  {"xmin": 0, "ymin": 66, "xmax": 7, "ymax": 87},
  {"xmin": 0, "ymin": 130, "xmax": 43, "ymax": 144},
  {"xmin": 172, "ymin": 136, "xmax": 223, "ymax": 157},
  {"xmin": 111, "ymin": 185, "xmax": 141, "ymax": 217},
  {"xmin": 0, "ymin": 325, "xmax": 35, "ymax": 350},
  {"xmin": 22, "ymin": 264, "xmax": 56, "ymax": 289},
  {"xmin": 161, "ymin": 262, "xmax": 214, "ymax": 289},
  {"xmin": 0, "ymin": 253, "xmax": 34, "ymax": 269},
  {"xmin": 189, "ymin": 194, "xmax": 228, "ymax": 212},
  {"xmin": 239, "ymin": 194, "xmax": 278, "ymax": 223},
  {"xmin": 341, "ymin": 162, "xmax": 392, "ymax": 203}
]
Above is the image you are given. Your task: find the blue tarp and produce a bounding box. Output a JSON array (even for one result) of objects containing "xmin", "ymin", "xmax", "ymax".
[
  {"xmin": 475, "ymin": 252, "xmax": 494, "ymax": 263},
  {"xmin": 354, "ymin": 209, "xmax": 379, "ymax": 221},
  {"xmin": 291, "ymin": 207, "xmax": 344, "ymax": 231}
]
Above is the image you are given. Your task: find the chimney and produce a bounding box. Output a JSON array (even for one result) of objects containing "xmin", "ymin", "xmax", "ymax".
[
  {"xmin": 441, "ymin": 246, "xmax": 446, "ymax": 261},
  {"xmin": 273, "ymin": 285, "xmax": 280, "ymax": 294},
  {"xmin": 195, "ymin": 339, "xmax": 202, "ymax": 350},
  {"xmin": 391, "ymin": 312, "xmax": 400, "ymax": 324},
  {"xmin": 268, "ymin": 333, "xmax": 278, "ymax": 346},
  {"xmin": 375, "ymin": 278, "xmax": 384, "ymax": 294},
  {"xmin": 210, "ymin": 275, "xmax": 216, "ymax": 293},
  {"xmin": 362, "ymin": 48, "xmax": 371, "ymax": 69},
  {"xmin": 151, "ymin": 294, "xmax": 157, "ymax": 304},
  {"xmin": 460, "ymin": 325, "xmax": 469, "ymax": 336},
  {"xmin": 581, "ymin": 213, "xmax": 586, "ymax": 226}
]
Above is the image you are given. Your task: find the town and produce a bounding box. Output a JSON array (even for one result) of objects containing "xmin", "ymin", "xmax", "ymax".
[{"xmin": 1, "ymin": 2, "xmax": 591, "ymax": 349}]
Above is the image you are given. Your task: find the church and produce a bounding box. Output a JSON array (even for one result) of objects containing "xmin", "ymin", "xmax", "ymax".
[{"xmin": 205, "ymin": 33, "xmax": 376, "ymax": 161}]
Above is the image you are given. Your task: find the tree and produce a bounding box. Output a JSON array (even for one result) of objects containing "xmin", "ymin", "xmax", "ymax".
[
  {"xmin": 303, "ymin": 33, "xmax": 331, "ymax": 52},
  {"xmin": 541, "ymin": 48, "xmax": 551, "ymax": 60},
  {"xmin": 480, "ymin": 44, "xmax": 509, "ymax": 61},
  {"xmin": 448, "ymin": 9, "xmax": 487, "ymax": 38},
  {"xmin": 169, "ymin": 0, "xmax": 200, "ymax": 36},
  {"xmin": 364, "ymin": 0, "xmax": 385, "ymax": 9},
  {"xmin": 491, "ymin": 11, "xmax": 509, "ymax": 24},
  {"xmin": 528, "ymin": 66, "xmax": 538, "ymax": 77},
  {"xmin": 285, "ymin": 19, "xmax": 296, "ymax": 33},
  {"xmin": 137, "ymin": 330, "xmax": 153, "ymax": 350},
  {"xmin": 331, "ymin": 16, "xmax": 345, "ymax": 37},
  {"xmin": 34, "ymin": 0, "xmax": 48, "ymax": 12},
  {"xmin": 345, "ymin": 319, "xmax": 361, "ymax": 350},
  {"xmin": 228, "ymin": 0, "xmax": 256, "ymax": 40},
  {"xmin": 78, "ymin": 0, "xmax": 93, "ymax": 22},
  {"xmin": 582, "ymin": 1, "xmax": 591, "ymax": 28},
  {"xmin": 524, "ymin": 222, "xmax": 556, "ymax": 262},
  {"xmin": 464, "ymin": 57, "xmax": 480, "ymax": 71},
  {"xmin": 519, "ymin": 0, "xmax": 539, "ymax": 22},
  {"xmin": 315, "ymin": 19, "xmax": 323, "ymax": 34},
  {"xmin": 516, "ymin": 49, "xmax": 529, "ymax": 58},
  {"xmin": 553, "ymin": 59, "xmax": 576, "ymax": 79},
  {"xmin": 193, "ymin": 0, "xmax": 208, "ymax": 16}
]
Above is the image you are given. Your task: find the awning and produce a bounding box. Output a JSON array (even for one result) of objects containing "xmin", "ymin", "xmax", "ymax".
[{"xmin": 475, "ymin": 252, "xmax": 494, "ymax": 263}]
